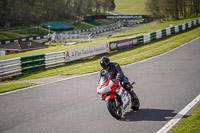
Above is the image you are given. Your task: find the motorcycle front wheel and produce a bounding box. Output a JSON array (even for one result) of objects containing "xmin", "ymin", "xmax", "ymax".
[
  {"xmin": 106, "ymin": 98, "xmax": 122, "ymax": 119},
  {"xmin": 131, "ymin": 93, "xmax": 140, "ymax": 111}
]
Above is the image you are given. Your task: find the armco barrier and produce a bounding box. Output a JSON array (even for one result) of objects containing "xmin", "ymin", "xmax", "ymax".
[
  {"xmin": 171, "ymin": 27, "xmax": 175, "ymax": 34},
  {"xmin": 144, "ymin": 33, "xmax": 150, "ymax": 44},
  {"xmin": 156, "ymin": 30, "xmax": 162, "ymax": 39},
  {"xmin": 0, "ymin": 58, "xmax": 22, "ymax": 80},
  {"xmin": 161, "ymin": 29, "xmax": 167, "ymax": 37},
  {"xmin": 166, "ymin": 28, "xmax": 171, "ymax": 36},
  {"xmin": 45, "ymin": 51, "xmax": 65, "ymax": 68},
  {"xmin": 0, "ymin": 35, "xmax": 48, "ymax": 46},
  {"xmin": 21, "ymin": 55, "xmax": 45, "ymax": 73},
  {"xmin": 58, "ymin": 21, "xmax": 124, "ymax": 40},
  {"xmin": 137, "ymin": 36, "xmax": 144, "ymax": 44},
  {"xmin": 109, "ymin": 19, "xmax": 200, "ymax": 50},
  {"xmin": 150, "ymin": 32, "xmax": 157, "ymax": 41},
  {"xmin": 0, "ymin": 19, "xmax": 200, "ymax": 80}
]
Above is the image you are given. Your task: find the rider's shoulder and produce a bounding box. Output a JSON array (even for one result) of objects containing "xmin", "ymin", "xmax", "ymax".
[
  {"xmin": 110, "ymin": 62, "xmax": 118, "ymax": 66},
  {"xmin": 110, "ymin": 62, "xmax": 120, "ymax": 67}
]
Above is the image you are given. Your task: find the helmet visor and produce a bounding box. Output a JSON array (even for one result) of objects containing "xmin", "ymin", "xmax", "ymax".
[{"xmin": 100, "ymin": 61, "xmax": 107, "ymax": 69}]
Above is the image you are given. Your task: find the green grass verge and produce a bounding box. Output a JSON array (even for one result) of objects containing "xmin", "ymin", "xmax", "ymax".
[
  {"xmin": 0, "ymin": 17, "xmax": 199, "ymax": 61},
  {"xmin": 74, "ymin": 19, "xmax": 117, "ymax": 30},
  {"xmin": 0, "ymin": 83, "xmax": 38, "ymax": 93},
  {"xmin": 111, "ymin": 17, "xmax": 200, "ymax": 38},
  {"xmin": 4, "ymin": 26, "xmax": 200, "ymax": 82},
  {"xmin": 0, "ymin": 27, "xmax": 50, "ymax": 41},
  {"xmin": 0, "ymin": 19, "xmax": 117, "ymax": 41},
  {"xmin": 170, "ymin": 106, "xmax": 200, "ymax": 133},
  {"xmin": 115, "ymin": 0, "xmax": 147, "ymax": 15}
]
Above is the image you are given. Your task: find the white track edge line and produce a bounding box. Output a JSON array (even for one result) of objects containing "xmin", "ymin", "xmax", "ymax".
[
  {"xmin": 1, "ymin": 37, "xmax": 200, "ymax": 96},
  {"xmin": 156, "ymin": 94, "xmax": 200, "ymax": 133}
]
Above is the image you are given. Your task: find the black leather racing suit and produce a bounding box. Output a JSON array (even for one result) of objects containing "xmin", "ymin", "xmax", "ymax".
[{"xmin": 100, "ymin": 62, "xmax": 131, "ymax": 91}]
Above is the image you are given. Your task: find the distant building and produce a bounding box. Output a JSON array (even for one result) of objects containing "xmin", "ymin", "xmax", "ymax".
[{"xmin": 0, "ymin": 41, "xmax": 48, "ymax": 56}]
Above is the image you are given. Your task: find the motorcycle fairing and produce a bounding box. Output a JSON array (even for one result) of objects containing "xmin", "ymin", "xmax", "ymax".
[
  {"xmin": 105, "ymin": 93, "xmax": 117, "ymax": 100},
  {"xmin": 97, "ymin": 77, "xmax": 114, "ymax": 94},
  {"xmin": 117, "ymin": 87, "xmax": 132, "ymax": 110}
]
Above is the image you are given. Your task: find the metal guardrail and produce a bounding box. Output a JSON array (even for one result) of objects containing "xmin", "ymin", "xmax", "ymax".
[
  {"xmin": 144, "ymin": 33, "xmax": 150, "ymax": 44},
  {"xmin": 56, "ymin": 21, "xmax": 124, "ymax": 42},
  {"xmin": 21, "ymin": 55, "xmax": 45, "ymax": 73},
  {"xmin": 0, "ymin": 19, "xmax": 199, "ymax": 80},
  {"xmin": 109, "ymin": 19, "xmax": 200, "ymax": 50},
  {"xmin": 0, "ymin": 21, "xmax": 123, "ymax": 45},
  {"xmin": 0, "ymin": 58, "xmax": 22, "ymax": 80},
  {"xmin": 0, "ymin": 35, "xmax": 48, "ymax": 46},
  {"xmin": 45, "ymin": 51, "xmax": 65, "ymax": 68}
]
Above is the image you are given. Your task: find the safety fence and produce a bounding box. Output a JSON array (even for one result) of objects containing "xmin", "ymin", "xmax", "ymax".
[
  {"xmin": 0, "ymin": 35, "xmax": 49, "ymax": 46},
  {"xmin": 0, "ymin": 21, "xmax": 124, "ymax": 45},
  {"xmin": 54, "ymin": 21, "xmax": 124, "ymax": 42},
  {"xmin": 0, "ymin": 58, "xmax": 22, "ymax": 80},
  {"xmin": 0, "ymin": 19, "xmax": 200, "ymax": 80},
  {"xmin": 45, "ymin": 51, "xmax": 65, "ymax": 68},
  {"xmin": 62, "ymin": 21, "xmax": 123, "ymax": 35},
  {"xmin": 21, "ymin": 54, "xmax": 46, "ymax": 73}
]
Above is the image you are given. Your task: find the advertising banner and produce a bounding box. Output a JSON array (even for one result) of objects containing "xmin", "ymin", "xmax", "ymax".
[
  {"xmin": 84, "ymin": 15, "xmax": 149, "ymax": 20},
  {"xmin": 109, "ymin": 38, "xmax": 137, "ymax": 51},
  {"xmin": 65, "ymin": 43, "xmax": 109, "ymax": 62},
  {"xmin": 117, "ymin": 39, "xmax": 133, "ymax": 49},
  {"xmin": 106, "ymin": 15, "xmax": 144, "ymax": 19}
]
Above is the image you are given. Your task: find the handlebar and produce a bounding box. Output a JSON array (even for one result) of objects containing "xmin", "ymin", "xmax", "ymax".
[
  {"xmin": 112, "ymin": 79, "xmax": 120, "ymax": 82},
  {"xmin": 131, "ymin": 82, "xmax": 135, "ymax": 85}
]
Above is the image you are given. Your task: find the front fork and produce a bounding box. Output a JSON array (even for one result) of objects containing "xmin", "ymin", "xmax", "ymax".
[
  {"xmin": 113, "ymin": 97, "xmax": 121, "ymax": 114},
  {"xmin": 115, "ymin": 98, "xmax": 119, "ymax": 107},
  {"xmin": 103, "ymin": 94, "xmax": 121, "ymax": 113}
]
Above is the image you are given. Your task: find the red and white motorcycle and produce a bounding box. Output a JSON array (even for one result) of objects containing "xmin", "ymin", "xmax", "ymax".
[{"xmin": 97, "ymin": 74, "xmax": 140, "ymax": 119}]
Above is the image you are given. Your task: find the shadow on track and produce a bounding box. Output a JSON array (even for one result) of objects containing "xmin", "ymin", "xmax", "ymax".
[{"xmin": 119, "ymin": 108, "xmax": 189, "ymax": 122}]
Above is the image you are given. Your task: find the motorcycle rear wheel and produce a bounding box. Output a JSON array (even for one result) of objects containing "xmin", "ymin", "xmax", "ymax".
[{"xmin": 106, "ymin": 98, "xmax": 122, "ymax": 119}]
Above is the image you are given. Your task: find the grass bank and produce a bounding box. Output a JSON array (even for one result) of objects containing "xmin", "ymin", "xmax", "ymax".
[
  {"xmin": 111, "ymin": 17, "xmax": 200, "ymax": 38},
  {"xmin": 0, "ymin": 17, "xmax": 199, "ymax": 61},
  {"xmin": 0, "ymin": 83, "xmax": 38, "ymax": 93},
  {"xmin": 0, "ymin": 19, "xmax": 117, "ymax": 42},
  {"xmin": 3, "ymin": 26, "xmax": 200, "ymax": 83},
  {"xmin": 115, "ymin": 0, "xmax": 147, "ymax": 15},
  {"xmin": 171, "ymin": 106, "xmax": 200, "ymax": 133},
  {"xmin": 0, "ymin": 27, "xmax": 49, "ymax": 41},
  {"xmin": 74, "ymin": 19, "xmax": 117, "ymax": 30}
]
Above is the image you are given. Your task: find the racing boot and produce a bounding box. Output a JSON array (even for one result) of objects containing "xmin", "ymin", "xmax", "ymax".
[
  {"xmin": 125, "ymin": 82, "xmax": 140, "ymax": 110},
  {"xmin": 125, "ymin": 83, "xmax": 136, "ymax": 101},
  {"xmin": 130, "ymin": 90, "xmax": 140, "ymax": 110},
  {"xmin": 130, "ymin": 90, "xmax": 138, "ymax": 102}
]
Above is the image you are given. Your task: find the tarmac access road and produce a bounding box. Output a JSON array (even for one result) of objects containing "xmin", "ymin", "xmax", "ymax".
[{"xmin": 0, "ymin": 38, "xmax": 200, "ymax": 133}]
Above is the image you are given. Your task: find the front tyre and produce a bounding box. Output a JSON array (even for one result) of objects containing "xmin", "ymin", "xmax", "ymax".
[
  {"xmin": 131, "ymin": 93, "xmax": 140, "ymax": 111},
  {"xmin": 106, "ymin": 98, "xmax": 122, "ymax": 119}
]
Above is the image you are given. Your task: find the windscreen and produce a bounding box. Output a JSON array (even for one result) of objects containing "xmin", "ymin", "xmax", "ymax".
[{"xmin": 98, "ymin": 75, "xmax": 108, "ymax": 86}]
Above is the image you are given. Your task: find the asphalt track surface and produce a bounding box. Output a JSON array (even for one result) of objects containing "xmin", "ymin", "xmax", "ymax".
[{"xmin": 0, "ymin": 38, "xmax": 200, "ymax": 133}]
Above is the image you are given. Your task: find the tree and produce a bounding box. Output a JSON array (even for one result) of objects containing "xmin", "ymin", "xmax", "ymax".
[
  {"xmin": 0, "ymin": 0, "xmax": 116, "ymax": 27},
  {"xmin": 145, "ymin": 0, "xmax": 200, "ymax": 21}
]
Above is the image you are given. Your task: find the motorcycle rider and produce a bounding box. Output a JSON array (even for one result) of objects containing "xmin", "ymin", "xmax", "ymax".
[{"xmin": 99, "ymin": 56, "xmax": 138, "ymax": 103}]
